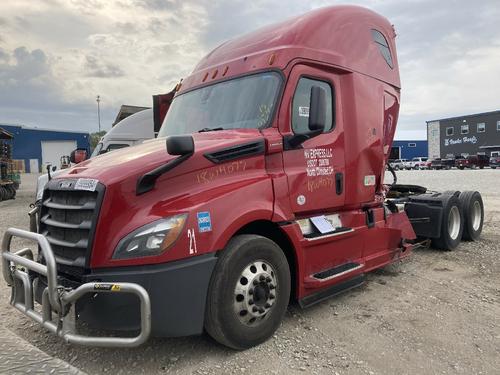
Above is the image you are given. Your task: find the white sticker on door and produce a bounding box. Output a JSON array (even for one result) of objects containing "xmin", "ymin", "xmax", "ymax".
[{"xmin": 298, "ymin": 106, "xmax": 309, "ymax": 117}]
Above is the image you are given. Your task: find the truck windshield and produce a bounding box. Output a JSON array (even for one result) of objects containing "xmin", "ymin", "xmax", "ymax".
[{"xmin": 158, "ymin": 72, "xmax": 281, "ymax": 137}]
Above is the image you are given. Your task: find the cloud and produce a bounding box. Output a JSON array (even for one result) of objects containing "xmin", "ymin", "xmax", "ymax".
[
  {"xmin": 0, "ymin": 47, "xmax": 53, "ymax": 105},
  {"xmin": 133, "ymin": 0, "xmax": 180, "ymax": 11},
  {"xmin": 0, "ymin": 48, "xmax": 9, "ymax": 62},
  {"xmin": 84, "ymin": 55, "xmax": 125, "ymax": 78},
  {"xmin": 0, "ymin": 0, "xmax": 499, "ymax": 139}
]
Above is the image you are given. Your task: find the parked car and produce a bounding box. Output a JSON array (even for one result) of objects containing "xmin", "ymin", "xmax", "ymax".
[
  {"xmin": 430, "ymin": 158, "xmax": 455, "ymax": 170},
  {"xmin": 388, "ymin": 159, "xmax": 401, "ymax": 170},
  {"xmin": 490, "ymin": 155, "xmax": 500, "ymax": 169},
  {"xmin": 456, "ymin": 155, "xmax": 489, "ymax": 169},
  {"xmin": 391, "ymin": 158, "xmax": 410, "ymax": 170},
  {"xmin": 409, "ymin": 157, "xmax": 429, "ymax": 169}
]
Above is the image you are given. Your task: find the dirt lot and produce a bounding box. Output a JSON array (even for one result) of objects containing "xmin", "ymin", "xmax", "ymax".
[{"xmin": 0, "ymin": 170, "xmax": 499, "ymax": 374}]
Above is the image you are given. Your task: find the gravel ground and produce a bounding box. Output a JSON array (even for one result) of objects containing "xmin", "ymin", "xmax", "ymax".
[{"xmin": 0, "ymin": 170, "xmax": 499, "ymax": 374}]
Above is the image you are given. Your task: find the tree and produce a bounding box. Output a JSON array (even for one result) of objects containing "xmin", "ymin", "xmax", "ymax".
[{"xmin": 90, "ymin": 131, "xmax": 106, "ymax": 151}]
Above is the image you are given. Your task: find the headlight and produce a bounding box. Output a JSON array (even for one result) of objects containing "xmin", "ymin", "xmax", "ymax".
[{"xmin": 112, "ymin": 214, "xmax": 187, "ymax": 259}]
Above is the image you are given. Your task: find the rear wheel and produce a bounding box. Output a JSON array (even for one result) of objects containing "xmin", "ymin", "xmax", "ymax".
[
  {"xmin": 432, "ymin": 195, "xmax": 463, "ymax": 251},
  {"xmin": 459, "ymin": 191, "xmax": 483, "ymax": 241},
  {"xmin": 205, "ymin": 235, "xmax": 290, "ymax": 350}
]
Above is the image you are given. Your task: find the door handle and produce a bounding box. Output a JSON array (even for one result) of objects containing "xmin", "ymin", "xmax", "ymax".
[{"xmin": 335, "ymin": 172, "xmax": 343, "ymax": 195}]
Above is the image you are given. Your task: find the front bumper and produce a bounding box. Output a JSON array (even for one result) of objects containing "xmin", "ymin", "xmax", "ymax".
[
  {"xmin": 71, "ymin": 253, "xmax": 217, "ymax": 337},
  {"xmin": 1, "ymin": 228, "xmax": 216, "ymax": 347}
]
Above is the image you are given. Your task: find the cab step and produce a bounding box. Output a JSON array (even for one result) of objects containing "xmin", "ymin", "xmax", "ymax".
[
  {"xmin": 299, "ymin": 274, "xmax": 365, "ymax": 308},
  {"xmin": 303, "ymin": 262, "xmax": 363, "ymax": 288},
  {"xmin": 313, "ymin": 262, "xmax": 362, "ymax": 280}
]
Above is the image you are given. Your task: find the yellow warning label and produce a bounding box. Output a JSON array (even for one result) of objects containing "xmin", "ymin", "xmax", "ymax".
[{"xmin": 111, "ymin": 285, "xmax": 121, "ymax": 291}]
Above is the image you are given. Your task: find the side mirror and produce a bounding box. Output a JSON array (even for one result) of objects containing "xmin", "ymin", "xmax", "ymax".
[
  {"xmin": 308, "ymin": 85, "xmax": 327, "ymax": 132},
  {"xmin": 70, "ymin": 148, "xmax": 88, "ymax": 164},
  {"xmin": 284, "ymin": 85, "xmax": 328, "ymax": 149},
  {"xmin": 166, "ymin": 135, "xmax": 194, "ymax": 156}
]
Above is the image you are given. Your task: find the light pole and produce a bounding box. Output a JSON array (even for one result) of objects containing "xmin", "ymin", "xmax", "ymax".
[{"xmin": 96, "ymin": 95, "xmax": 101, "ymax": 132}]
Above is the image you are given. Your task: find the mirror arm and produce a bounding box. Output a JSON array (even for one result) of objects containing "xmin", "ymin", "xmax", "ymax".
[
  {"xmin": 283, "ymin": 129, "xmax": 323, "ymax": 150},
  {"xmin": 136, "ymin": 152, "xmax": 193, "ymax": 195}
]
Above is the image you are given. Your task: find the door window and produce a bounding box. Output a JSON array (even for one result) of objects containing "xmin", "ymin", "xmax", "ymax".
[
  {"xmin": 371, "ymin": 29, "xmax": 394, "ymax": 68},
  {"xmin": 292, "ymin": 77, "xmax": 334, "ymax": 135}
]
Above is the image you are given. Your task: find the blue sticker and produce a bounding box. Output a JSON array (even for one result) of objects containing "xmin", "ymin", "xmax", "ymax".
[{"xmin": 197, "ymin": 211, "xmax": 212, "ymax": 233}]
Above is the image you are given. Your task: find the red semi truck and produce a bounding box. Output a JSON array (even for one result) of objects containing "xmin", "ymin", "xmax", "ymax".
[{"xmin": 1, "ymin": 6, "xmax": 484, "ymax": 350}]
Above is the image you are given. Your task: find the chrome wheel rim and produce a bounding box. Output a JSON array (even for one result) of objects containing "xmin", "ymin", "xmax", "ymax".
[
  {"xmin": 233, "ymin": 260, "xmax": 277, "ymax": 325},
  {"xmin": 448, "ymin": 206, "xmax": 461, "ymax": 240},
  {"xmin": 472, "ymin": 200, "xmax": 482, "ymax": 231}
]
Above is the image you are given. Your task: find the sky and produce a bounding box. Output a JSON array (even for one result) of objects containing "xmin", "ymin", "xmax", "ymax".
[{"xmin": 0, "ymin": 0, "xmax": 499, "ymax": 140}]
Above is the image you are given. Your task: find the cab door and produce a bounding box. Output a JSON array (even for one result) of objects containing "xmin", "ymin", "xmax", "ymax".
[{"xmin": 279, "ymin": 65, "xmax": 345, "ymax": 215}]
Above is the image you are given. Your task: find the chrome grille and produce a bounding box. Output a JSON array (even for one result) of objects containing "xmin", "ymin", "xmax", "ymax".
[{"xmin": 39, "ymin": 179, "xmax": 104, "ymax": 278}]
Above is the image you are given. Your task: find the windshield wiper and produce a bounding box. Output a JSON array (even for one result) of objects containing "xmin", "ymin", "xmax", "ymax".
[{"xmin": 198, "ymin": 127, "xmax": 224, "ymax": 133}]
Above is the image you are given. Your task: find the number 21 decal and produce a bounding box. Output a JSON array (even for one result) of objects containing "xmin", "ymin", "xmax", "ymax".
[{"xmin": 188, "ymin": 229, "xmax": 197, "ymax": 254}]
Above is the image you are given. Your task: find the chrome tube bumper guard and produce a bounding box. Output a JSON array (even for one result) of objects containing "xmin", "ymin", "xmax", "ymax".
[
  {"xmin": 28, "ymin": 204, "xmax": 39, "ymax": 233},
  {"xmin": 1, "ymin": 228, "xmax": 151, "ymax": 347}
]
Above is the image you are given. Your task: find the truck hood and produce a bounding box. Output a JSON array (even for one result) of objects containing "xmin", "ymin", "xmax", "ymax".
[{"xmin": 54, "ymin": 129, "xmax": 265, "ymax": 186}]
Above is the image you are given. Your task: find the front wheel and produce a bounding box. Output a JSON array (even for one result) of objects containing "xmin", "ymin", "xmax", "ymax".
[{"xmin": 205, "ymin": 235, "xmax": 291, "ymax": 350}]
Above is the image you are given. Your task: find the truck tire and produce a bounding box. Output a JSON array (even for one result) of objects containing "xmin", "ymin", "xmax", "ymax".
[
  {"xmin": 205, "ymin": 234, "xmax": 290, "ymax": 350},
  {"xmin": 3, "ymin": 186, "xmax": 10, "ymax": 200},
  {"xmin": 431, "ymin": 195, "xmax": 463, "ymax": 251},
  {"xmin": 459, "ymin": 191, "xmax": 483, "ymax": 241},
  {"xmin": 5, "ymin": 185, "xmax": 15, "ymax": 199}
]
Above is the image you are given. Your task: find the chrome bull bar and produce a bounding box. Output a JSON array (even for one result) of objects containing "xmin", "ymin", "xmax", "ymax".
[
  {"xmin": 28, "ymin": 204, "xmax": 39, "ymax": 233},
  {"xmin": 1, "ymin": 228, "xmax": 151, "ymax": 347}
]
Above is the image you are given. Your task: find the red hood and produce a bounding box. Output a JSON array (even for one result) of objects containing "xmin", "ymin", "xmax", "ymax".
[{"xmin": 55, "ymin": 129, "xmax": 264, "ymax": 186}]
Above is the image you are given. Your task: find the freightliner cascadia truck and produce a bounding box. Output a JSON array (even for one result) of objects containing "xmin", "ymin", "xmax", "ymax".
[{"xmin": 1, "ymin": 6, "xmax": 484, "ymax": 350}]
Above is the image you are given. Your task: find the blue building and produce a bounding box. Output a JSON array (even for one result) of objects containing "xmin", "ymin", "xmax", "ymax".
[
  {"xmin": 0, "ymin": 124, "xmax": 90, "ymax": 173},
  {"xmin": 391, "ymin": 140, "xmax": 428, "ymax": 160}
]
